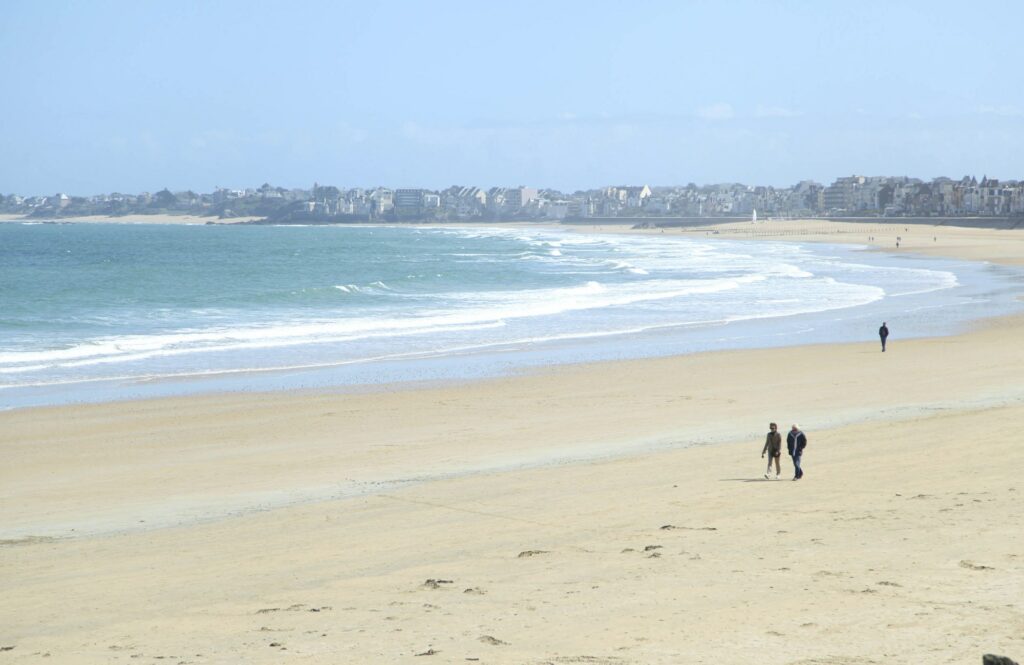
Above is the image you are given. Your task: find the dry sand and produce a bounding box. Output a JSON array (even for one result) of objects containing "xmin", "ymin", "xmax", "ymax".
[{"xmin": 2, "ymin": 221, "xmax": 1022, "ymax": 664}]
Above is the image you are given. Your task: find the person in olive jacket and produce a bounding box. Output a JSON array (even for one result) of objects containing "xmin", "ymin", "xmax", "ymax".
[
  {"xmin": 761, "ymin": 422, "xmax": 782, "ymax": 479},
  {"xmin": 787, "ymin": 424, "xmax": 807, "ymax": 480}
]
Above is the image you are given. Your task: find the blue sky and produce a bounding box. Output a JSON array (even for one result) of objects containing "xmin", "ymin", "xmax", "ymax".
[{"xmin": 2, "ymin": 0, "xmax": 1022, "ymax": 194}]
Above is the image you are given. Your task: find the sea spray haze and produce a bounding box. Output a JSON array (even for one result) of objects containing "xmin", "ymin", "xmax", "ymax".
[{"xmin": 1, "ymin": 223, "xmax": 1021, "ymax": 408}]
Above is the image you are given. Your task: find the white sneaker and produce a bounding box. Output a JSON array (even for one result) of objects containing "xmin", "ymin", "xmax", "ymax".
[{"xmin": 764, "ymin": 473, "xmax": 770, "ymax": 479}]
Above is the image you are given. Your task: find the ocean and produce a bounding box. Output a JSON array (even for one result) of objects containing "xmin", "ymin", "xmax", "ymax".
[{"xmin": 1, "ymin": 222, "xmax": 1022, "ymax": 409}]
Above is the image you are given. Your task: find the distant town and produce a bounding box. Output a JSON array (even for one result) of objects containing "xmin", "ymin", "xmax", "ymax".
[{"xmin": 3, "ymin": 174, "xmax": 1023, "ymax": 223}]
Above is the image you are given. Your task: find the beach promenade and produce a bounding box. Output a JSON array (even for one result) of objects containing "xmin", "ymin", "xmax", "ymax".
[{"xmin": 2, "ymin": 221, "xmax": 1022, "ymax": 664}]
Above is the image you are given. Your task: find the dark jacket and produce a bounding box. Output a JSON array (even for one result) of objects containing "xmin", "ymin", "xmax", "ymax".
[
  {"xmin": 787, "ymin": 429, "xmax": 807, "ymax": 456},
  {"xmin": 879, "ymin": 325, "xmax": 889, "ymax": 339},
  {"xmin": 763, "ymin": 430, "xmax": 782, "ymax": 455}
]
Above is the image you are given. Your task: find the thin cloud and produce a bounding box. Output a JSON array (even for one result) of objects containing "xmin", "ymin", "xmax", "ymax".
[
  {"xmin": 696, "ymin": 102, "xmax": 735, "ymax": 120},
  {"xmin": 754, "ymin": 105, "xmax": 802, "ymax": 118},
  {"xmin": 977, "ymin": 104, "xmax": 1022, "ymax": 117}
]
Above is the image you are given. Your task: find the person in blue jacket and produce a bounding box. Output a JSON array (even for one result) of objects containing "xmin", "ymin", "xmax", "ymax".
[{"xmin": 787, "ymin": 424, "xmax": 807, "ymax": 480}]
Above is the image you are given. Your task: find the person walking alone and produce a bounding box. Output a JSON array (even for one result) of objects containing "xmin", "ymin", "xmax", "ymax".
[
  {"xmin": 787, "ymin": 424, "xmax": 807, "ymax": 480},
  {"xmin": 879, "ymin": 322, "xmax": 889, "ymax": 352},
  {"xmin": 762, "ymin": 422, "xmax": 782, "ymax": 479}
]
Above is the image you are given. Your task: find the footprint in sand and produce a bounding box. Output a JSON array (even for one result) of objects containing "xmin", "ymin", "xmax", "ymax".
[
  {"xmin": 660, "ymin": 524, "xmax": 717, "ymax": 531},
  {"xmin": 256, "ymin": 603, "xmax": 326, "ymax": 614},
  {"xmin": 517, "ymin": 550, "xmax": 549, "ymax": 558},
  {"xmin": 422, "ymin": 579, "xmax": 455, "ymax": 589},
  {"xmin": 479, "ymin": 635, "xmax": 508, "ymax": 646}
]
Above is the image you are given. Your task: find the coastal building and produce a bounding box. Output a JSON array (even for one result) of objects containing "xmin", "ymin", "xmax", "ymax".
[
  {"xmin": 394, "ymin": 188, "xmax": 424, "ymax": 219},
  {"xmin": 504, "ymin": 187, "xmax": 538, "ymax": 211},
  {"xmin": 851, "ymin": 177, "xmax": 886, "ymax": 212},
  {"xmin": 486, "ymin": 188, "xmax": 506, "ymax": 214},
  {"xmin": 1009, "ymin": 184, "xmax": 1024, "ymax": 214},
  {"xmin": 624, "ymin": 185, "xmax": 652, "ymax": 208},
  {"xmin": 644, "ymin": 197, "xmax": 670, "ymax": 214},
  {"xmin": 928, "ymin": 178, "xmax": 954, "ymax": 214},
  {"xmin": 370, "ymin": 188, "xmax": 394, "ymax": 215},
  {"xmin": 5, "ymin": 174, "xmax": 1021, "ymax": 222},
  {"xmin": 544, "ymin": 201, "xmax": 571, "ymax": 219},
  {"xmin": 823, "ymin": 175, "xmax": 866, "ymax": 213}
]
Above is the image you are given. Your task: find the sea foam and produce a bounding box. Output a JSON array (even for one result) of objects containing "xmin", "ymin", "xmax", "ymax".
[{"xmin": 0, "ymin": 223, "xmax": 1015, "ymax": 405}]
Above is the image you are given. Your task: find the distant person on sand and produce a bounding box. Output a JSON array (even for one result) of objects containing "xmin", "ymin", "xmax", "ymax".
[
  {"xmin": 879, "ymin": 322, "xmax": 889, "ymax": 352},
  {"xmin": 762, "ymin": 422, "xmax": 782, "ymax": 479},
  {"xmin": 787, "ymin": 424, "xmax": 807, "ymax": 480}
]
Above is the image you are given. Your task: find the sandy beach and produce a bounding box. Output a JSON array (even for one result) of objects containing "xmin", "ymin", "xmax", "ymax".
[
  {"xmin": 2, "ymin": 221, "xmax": 1022, "ymax": 664},
  {"xmin": 586, "ymin": 218, "xmax": 1024, "ymax": 266}
]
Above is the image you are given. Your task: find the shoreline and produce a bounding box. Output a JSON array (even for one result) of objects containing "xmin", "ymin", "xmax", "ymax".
[
  {"xmin": 585, "ymin": 218, "xmax": 1024, "ymax": 266},
  {"xmin": 4, "ymin": 210, "xmax": 1023, "ymax": 236},
  {"xmin": 3, "ymin": 221, "xmax": 1020, "ymax": 412},
  {"xmin": 6, "ymin": 210, "xmax": 1023, "ymax": 266},
  {"xmin": 0, "ymin": 213, "xmax": 260, "ymax": 225},
  {"xmin": 3, "ymin": 220, "xmax": 1023, "ymax": 662},
  {"xmin": 5, "ymin": 305, "xmax": 1024, "ymax": 539}
]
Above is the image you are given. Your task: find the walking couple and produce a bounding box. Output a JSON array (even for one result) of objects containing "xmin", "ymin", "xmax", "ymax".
[{"xmin": 761, "ymin": 423, "xmax": 807, "ymax": 481}]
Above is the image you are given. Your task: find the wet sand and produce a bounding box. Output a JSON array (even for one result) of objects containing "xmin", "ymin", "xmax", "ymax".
[{"xmin": 593, "ymin": 217, "xmax": 1024, "ymax": 266}]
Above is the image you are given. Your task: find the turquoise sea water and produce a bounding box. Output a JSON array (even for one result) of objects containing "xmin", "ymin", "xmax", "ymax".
[{"xmin": 1, "ymin": 222, "xmax": 1022, "ymax": 409}]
